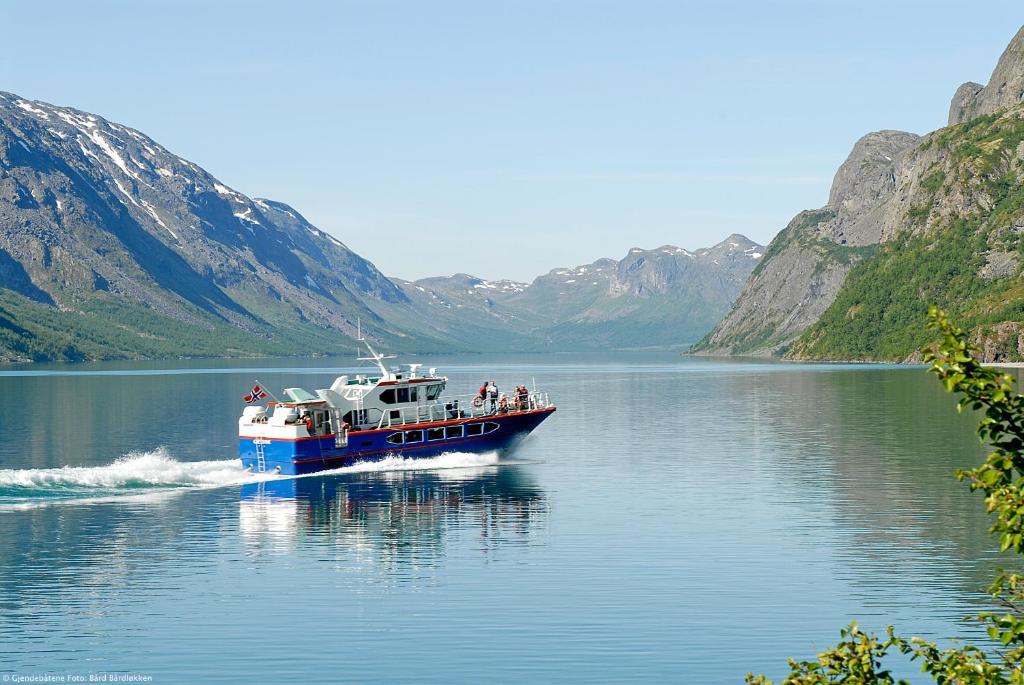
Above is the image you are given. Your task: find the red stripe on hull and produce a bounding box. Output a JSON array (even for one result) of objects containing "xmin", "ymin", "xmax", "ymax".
[{"xmin": 239, "ymin": 406, "xmax": 556, "ymax": 442}]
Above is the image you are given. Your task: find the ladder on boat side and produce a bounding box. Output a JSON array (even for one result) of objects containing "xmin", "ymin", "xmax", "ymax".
[
  {"xmin": 255, "ymin": 441, "xmax": 266, "ymax": 473},
  {"xmin": 330, "ymin": 408, "xmax": 349, "ymax": 449}
]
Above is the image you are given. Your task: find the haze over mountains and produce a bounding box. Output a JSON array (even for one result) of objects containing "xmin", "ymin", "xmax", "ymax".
[
  {"xmin": 14, "ymin": 23, "xmax": 1023, "ymax": 364},
  {"xmin": 0, "ymin": 93, "xmax": 760, "ymax": 361},
  {"xmin": 397, "ymin": 235, "xmax": 763, "ymax": 349},
  {"xmin": 694, "ymin": 26, "xmax": 1024, "ymax": 363}
]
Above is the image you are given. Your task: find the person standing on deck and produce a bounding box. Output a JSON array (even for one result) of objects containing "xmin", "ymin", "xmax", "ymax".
[
  {"xmin": 517, "ymin": 385, "xmax": 529, "ymax": 410},
  {"xmin": 487, "ymin": 380, "xmax": 498, "ymax": 413}
]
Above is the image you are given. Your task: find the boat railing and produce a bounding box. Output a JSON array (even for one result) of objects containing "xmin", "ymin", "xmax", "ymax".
[{"xmin": 375, "ymin": 392, "xmax": 552, "ymax": 430}]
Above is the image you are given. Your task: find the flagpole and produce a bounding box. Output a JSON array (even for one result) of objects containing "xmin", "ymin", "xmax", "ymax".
[{"xmin": 254, "ymin": 379, "xmax": 281, "ymax": 403}]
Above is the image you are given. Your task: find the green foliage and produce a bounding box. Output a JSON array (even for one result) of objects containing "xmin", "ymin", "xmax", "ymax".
[
  {"xmin": 925, "ymin": 307, "xmax": 1024, "ymax": 556},
  {"xmin": 790, "ymin": 222, "xmax": 989, "ymax": 360},
  {"xmin": 921, "ymin": 167, "xmax": 946, "ymax": 194},
  {"xmin": 980, "ymin": 572, "xmax": 1024, "ymax": 665},
  {"xmin": 749, "ymin": 308, "xmax": 1024, "ymax": 684},
  {"xmin": 899, "ymin": 636, "xmax": 1016, "ymax": 684},
  {"xmin": 0, "ymin": 288, "xmax": 362, "ymax": 362},
  {"xmin": 745, "ymin": 624, "xmax": 908, "ymax": 685},
  {"xmin": 749, "ymin": 210, "xmax": 840, "ymax": 278},
  {"xmin": 906, "ymin": 204, "xmax": 931, "ymax": 224}
]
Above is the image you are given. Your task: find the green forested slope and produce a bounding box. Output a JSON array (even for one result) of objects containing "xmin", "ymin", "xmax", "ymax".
[{"xmin": 790, "ymin": 108, "xmax": 1024, "ymax": 361}]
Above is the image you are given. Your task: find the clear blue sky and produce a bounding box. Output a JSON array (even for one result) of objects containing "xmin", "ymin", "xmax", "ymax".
[{"xmin": 2, "ymin": 1, "xmax": 1022, "ymax": 281}]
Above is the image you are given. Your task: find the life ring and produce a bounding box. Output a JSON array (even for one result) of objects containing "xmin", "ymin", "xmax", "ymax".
[{"xmin": 472, "ymin": 396, "xmax": 484, "ymax": 408}]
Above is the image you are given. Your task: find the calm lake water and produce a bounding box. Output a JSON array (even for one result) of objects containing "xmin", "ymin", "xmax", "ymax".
[{"xmin": 0, "ymin": 354, "xmax": 1009, "ymax": 683}]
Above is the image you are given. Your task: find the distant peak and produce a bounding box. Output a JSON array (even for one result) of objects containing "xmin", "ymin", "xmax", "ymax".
[
  {"xmin": 254, "ymin": 197, "xmax": 306, "ymax": 220},
  {"xmin": 948, "ymin": 81, "xmax": 984, "ymax": 126},
  {"xmin": 703, "ymin": 233, "xmax": 762, "ymax": 252},
  {"xmin": 828, "ymin": 130, "xmax": 920, "ymax": 210},
  {"xmin": 615, "ymin": 235, "xmax": 763, "ymax": 261},
  {"xmin": 415, "ymin": 273, "xmax": 482, "ymax": 286},
  {"xmin": 947, "ymin": 25, "xmax": 1024, "ymax": 125},
  {"xmin": 717, "ymin": 233, "xmax": 754, "ymax": 247}
]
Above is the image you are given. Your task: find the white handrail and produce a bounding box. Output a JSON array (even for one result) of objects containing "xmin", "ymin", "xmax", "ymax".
[{"xmin": 375, "ymin": 391, "xmax": 551, "ymax": 430}]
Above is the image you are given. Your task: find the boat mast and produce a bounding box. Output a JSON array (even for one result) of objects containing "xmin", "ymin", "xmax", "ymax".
[{"xmin": 355, "ymin": 318, "xmax": 395, "ymax": 380}]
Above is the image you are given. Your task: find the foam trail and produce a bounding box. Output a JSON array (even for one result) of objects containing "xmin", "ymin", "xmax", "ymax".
[
  {"xmin": 0, "ymin": 448, "xmax": 505, "ymax": 504},
  {"xmin": 0, "ymin": 447, "xmax": 251, "ymax": 498},
  {"xmin": 322, "ymin": 450, "xmax": 501, "ymax": 476},
  {"xmin": 0, "ymin": 489, "xmax": 185, "ymax": 512},
  {"xmin": 0, "ymin": 448, "xmax": 512, "ymax": 507}
]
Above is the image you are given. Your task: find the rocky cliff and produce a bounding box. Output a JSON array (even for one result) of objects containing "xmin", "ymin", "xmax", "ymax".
[
  {"xmin": 692, "ymin": 131, "xmax": 918, "ymax": 355},
  {"xmin": 790, "ymin": 104, "xmax": 1024, "ymax": 361},
  {"xmin": 949, "ymin": 26, "xmax": 1024, "ymax": 125},
  {"xmin": 694, "ymin": 25, "xmax": 1024, "ymax": 361}
]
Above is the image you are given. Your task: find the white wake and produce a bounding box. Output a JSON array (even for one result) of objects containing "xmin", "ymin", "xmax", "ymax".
[
  {"xmin": 328, "ymin": 450, "xmax": 500, "ymax": 475},
  {"xmin": 0, "ymin": 447, "xmax": 504, "ymax": 504},
  {"xmin": 0, "ymin": 447, "xmax": 251, "ymax": 493}
]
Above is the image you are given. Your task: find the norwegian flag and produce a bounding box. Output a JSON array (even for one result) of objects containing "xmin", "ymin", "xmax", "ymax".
[{"xmin": 243, "ymin": 383, "xmax": 267, "ymax": 404}]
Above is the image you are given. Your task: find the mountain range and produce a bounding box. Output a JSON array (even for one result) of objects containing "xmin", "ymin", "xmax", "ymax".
[
  {"xmin": 395, "ymin": 235, "xmax": 762, "ymax": 349},
  {"xmin": 0, "ymin": 94, "xmax": 761, "ymax": 361},
  {"xmin": 693, "ymin": 25, "xmax": 1024, "ymax": 363}
]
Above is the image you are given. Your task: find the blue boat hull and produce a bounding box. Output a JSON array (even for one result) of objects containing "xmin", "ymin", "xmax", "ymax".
[{"xmin": 240, "ymin": 407, "xmax": 555, "ymax": 475}]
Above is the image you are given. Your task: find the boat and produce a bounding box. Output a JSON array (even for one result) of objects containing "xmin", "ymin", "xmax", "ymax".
[{"xmin": 238, "ymin": 341, "xmax": 556, "ymax": 475}]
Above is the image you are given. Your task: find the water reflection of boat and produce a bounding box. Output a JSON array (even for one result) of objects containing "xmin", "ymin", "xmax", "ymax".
[{"xmin": 238, "ymin": 466, "xmax": 546, "ymax": 559}]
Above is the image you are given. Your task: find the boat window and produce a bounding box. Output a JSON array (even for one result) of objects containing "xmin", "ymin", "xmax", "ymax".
[
  {"xmin": 397, "ymin": 387, "xmax": 410, "ymax": 403},
  {"xmin": 445, "ymin": 425, "xmax": 464, "ymax": 439},
  {"xmin": 410, "ymin": 387, "xmax": 418, "ymax": 402},
  {"xmin": 466, "ymin": 423, "xmax": 484, "ymax": 436},
  {"xmin": 404, "ymin": 430, "xmax": 423, "ymax": 443},
  {"xmin": 342, "ymin": 409, "xmax": 369, "ymax": 426},
  {"xmin": 483, "ymin": 422, "xmax": 499, "ymax": 434},
  {"xmin": 379, "ymin": 389, "xmax": 397, "ymax": 404},
  {"xmin": 426, "ymin": 384, "xmax": 443, "ymax": 400},
  {"xmin": 427, "ymin": 428, "xmax": 445, "ymax": 441},
  {"xmin": 386, "ymin": 433, "xmax": 404, "ymax": 445}
]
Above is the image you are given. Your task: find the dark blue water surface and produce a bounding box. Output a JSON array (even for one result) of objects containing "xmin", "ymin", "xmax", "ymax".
[{"xmin": 0, "ymin": 354, "xmax": 1010, "ymax": 683}]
